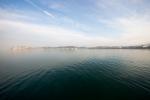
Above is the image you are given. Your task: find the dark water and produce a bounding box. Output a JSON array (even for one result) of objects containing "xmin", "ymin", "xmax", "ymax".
[{"xmin": 0, "ymin": 49, "xmax": 150, "ymax": 100}]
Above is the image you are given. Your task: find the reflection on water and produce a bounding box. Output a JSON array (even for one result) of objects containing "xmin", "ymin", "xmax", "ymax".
[{"xmin": 0, "ymin": 49, "xmax": 150, "ymax": 100}]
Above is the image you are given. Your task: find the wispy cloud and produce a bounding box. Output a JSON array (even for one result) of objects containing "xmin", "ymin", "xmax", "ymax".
[
  {"xmin": 24, "ymin": 0, "xmax": 55, "ymax": 18},
  {"xmin": 95, "ymin": 0, "xmax": 150, "ymax": 45},
  {"xmin": 100, "ymin": 14, "xmax": 150, "ymax": 45},
  {"xmin": 43, "ymin": 10, "xmax": 55, "ymax": 18},
  {"xmin": 0, "ymin": 19, "xmax": 115, "ymax": 47},
  {"xmin": 0, "ymin": 11, "xmax": 150, "ymax": 47},
  {"xmin": 0, "ymin": 0, "xmax": 150, "ymax": 47}
]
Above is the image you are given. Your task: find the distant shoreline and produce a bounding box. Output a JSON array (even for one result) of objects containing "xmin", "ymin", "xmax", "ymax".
[{"xmin": 10, "ymin": 44, "xmax": 150, "ymax": 52}]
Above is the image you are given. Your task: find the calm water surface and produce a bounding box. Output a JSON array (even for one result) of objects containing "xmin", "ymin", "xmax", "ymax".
[{"xmin": 0, "ymin": 49, "xmax": 150, "ymax": 100}]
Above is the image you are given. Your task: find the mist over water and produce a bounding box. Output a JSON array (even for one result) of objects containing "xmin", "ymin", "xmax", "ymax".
[{"xmin": 0, "ymin": 49, "xmax": 150, "ymax": 100}]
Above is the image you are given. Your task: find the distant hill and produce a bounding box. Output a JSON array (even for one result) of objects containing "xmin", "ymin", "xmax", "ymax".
[
  {"xmin": 91, "ymin": 44, "xmax": 150, "ymax": 49},
  {"xmin": 11, "ymin": 43, "xmax": 150, "ymax": 51}
]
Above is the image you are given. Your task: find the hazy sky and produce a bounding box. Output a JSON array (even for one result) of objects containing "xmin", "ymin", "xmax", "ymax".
[{"xmin": 0, "ymin": 0, "xmax": 150, "ymax": 47}]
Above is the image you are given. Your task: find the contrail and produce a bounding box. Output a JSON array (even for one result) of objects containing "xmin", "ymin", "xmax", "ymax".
[{"xmin": 24, "ymin": 0, "xmax": 55, "ymax": 18}]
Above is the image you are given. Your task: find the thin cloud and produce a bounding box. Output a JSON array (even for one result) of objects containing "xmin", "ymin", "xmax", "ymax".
[
  {"xmin": 0, "ymin": 19, "xmax": 115, "ymax": 47},
  {"xmin": 0, "ymin": 0, "xmax": 150, "ymax": 47},
  {"xmin": 100, "ymin": 15, "xmax": 150, "ymax": 45},
  {"xmin": 43, "ymin": 10, "xmax": 55, "ymax": 18},
  {"xmin": 24, "ymin": 0, "xmax": 55, "ymax": 18}
]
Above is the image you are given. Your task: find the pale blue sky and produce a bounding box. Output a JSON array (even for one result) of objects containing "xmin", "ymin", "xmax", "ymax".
[{"xmin": 0, "ymin": 0, "xmax": 150, "ymax": 47}]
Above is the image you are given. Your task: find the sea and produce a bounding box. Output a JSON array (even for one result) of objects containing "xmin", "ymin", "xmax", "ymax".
[{"xmin": 0, "ymin": 49, "xmax": 150, "ymax": 100}]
